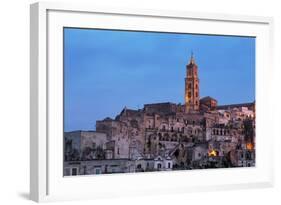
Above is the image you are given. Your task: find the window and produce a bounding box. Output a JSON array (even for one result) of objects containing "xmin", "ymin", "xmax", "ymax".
[
  {"xmin": 188, "ymin": 92, "xmax": 191, "ymax": 98},
  {"xmin": 71, "ymin": 167, "xmax": 78, "ymax": 176},
  {"xmin": 157, "ymin": 163, "xmax": 162, "ymax": 169},
  {"xmin": 168, "ymin": 162, "xmax": 171, "ymax": 168},
  {"xmin": 95, "ymin": 168, "xmax": 101, "ymax": 174},
  {"xmin": 195, "ymin": 92, "xmax": 198, "ymax": 97}
]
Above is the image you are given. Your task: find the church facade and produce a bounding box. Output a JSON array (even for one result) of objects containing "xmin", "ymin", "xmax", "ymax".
[{"xmin": 64, "ymin": 54, "xmax": 255, "ymax": 176}]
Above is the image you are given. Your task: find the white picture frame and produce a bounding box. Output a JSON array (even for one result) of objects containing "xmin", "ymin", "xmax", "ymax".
[{"xmin": 30, "ymin": 1, "xmax": 274, "ymax": 202}]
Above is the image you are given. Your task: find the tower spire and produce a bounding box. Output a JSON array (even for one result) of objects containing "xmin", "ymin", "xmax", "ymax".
[{"xmin": 189, "ymin": 51, "xmax": 195, "ymax": 64}]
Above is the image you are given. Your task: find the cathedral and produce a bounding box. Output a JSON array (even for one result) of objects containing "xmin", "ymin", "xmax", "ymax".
[{"xmin": 64, "ymin": 54, "xmax": 255, "ymax": 176}]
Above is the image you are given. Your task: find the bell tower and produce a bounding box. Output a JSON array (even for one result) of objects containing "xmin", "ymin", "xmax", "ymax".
[{"xmin": 185, "ymin": 53, "xmax": 200, "ymax": 112}]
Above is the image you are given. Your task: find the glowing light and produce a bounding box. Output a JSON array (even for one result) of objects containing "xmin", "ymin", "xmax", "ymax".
[
  {"xmin": 246, "ymin": 143, "xmax": 254, "ymax": 150},
  {"xmin": 208, "ymin": 149, "xmax": 217, "ymax": 157}
]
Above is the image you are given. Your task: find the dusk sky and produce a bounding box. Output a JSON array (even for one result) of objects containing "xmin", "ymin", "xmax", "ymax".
[{"xmin": 64, "ymin": 28, "xmax": 255, "ymax": 132}]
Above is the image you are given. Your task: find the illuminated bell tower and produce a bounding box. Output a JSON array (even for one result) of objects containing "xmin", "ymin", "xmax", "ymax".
[{"xmin": 185, "ymin": 53, "xmax": 200, "ymax": 112}]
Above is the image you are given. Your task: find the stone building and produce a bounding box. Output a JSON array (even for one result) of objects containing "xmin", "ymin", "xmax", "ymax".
[
  {"xmin": 64, "ymin": 131, "xmax": 109, "ymax": 161},
  {"xmin": 64, "ymin": 54, "xmax": 256, "ymax": 175},
  {"xmin": 200, "ymin": 96, "xmax": 218, "ymax": 111}
]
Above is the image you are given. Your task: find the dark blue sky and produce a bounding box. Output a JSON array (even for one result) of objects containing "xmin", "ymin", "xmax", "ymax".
[{"xmin": 64, "ymin": 28, "xmax": 255, "ymax": 131}]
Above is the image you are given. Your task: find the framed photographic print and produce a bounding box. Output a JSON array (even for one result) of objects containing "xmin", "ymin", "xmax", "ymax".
[{"xmin": 30, "ymin": 2, "xmax": 274, "ymax": 202}]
